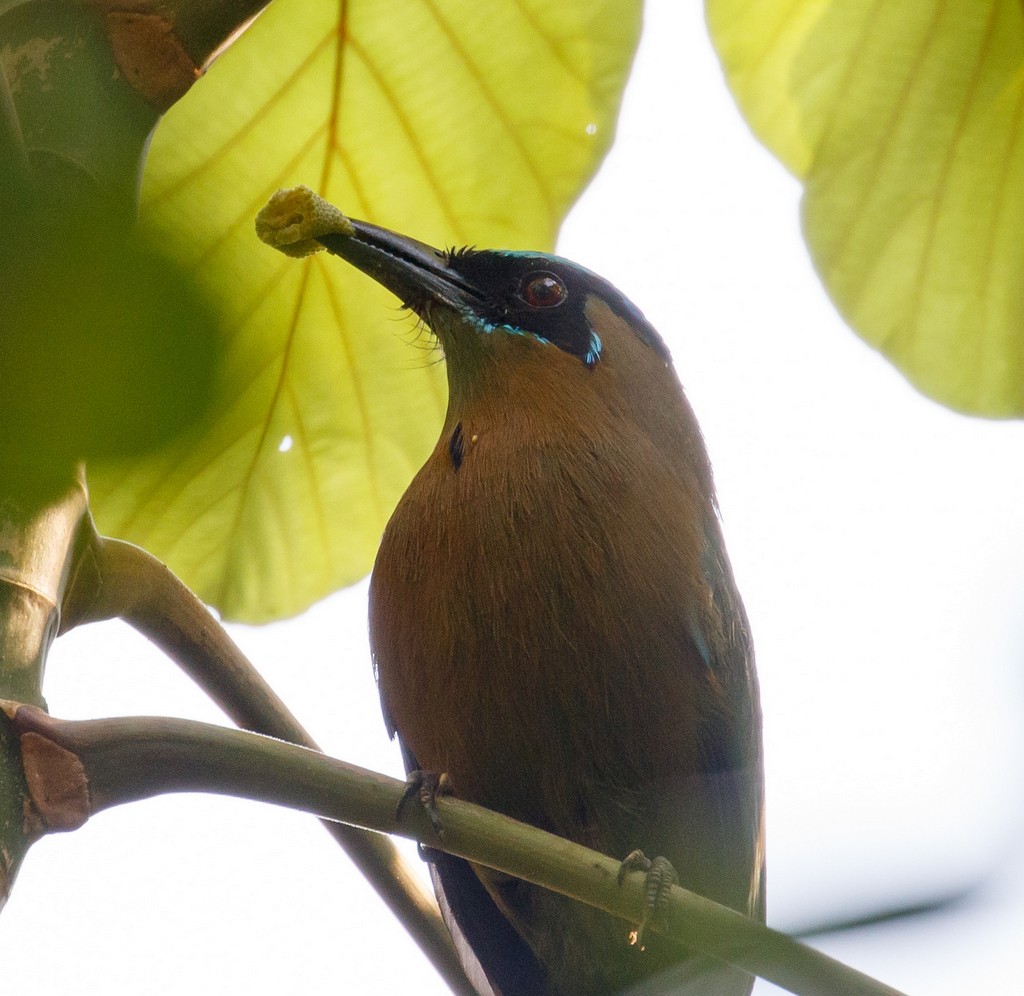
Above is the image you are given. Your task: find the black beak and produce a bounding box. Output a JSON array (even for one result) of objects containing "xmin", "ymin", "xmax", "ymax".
[{"xmin": 316, "ymin": 221, "xmax": 483, "ymax": 318}]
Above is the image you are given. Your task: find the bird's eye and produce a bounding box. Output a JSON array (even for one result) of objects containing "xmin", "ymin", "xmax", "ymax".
[{"xmin": 520, "ymin": 272, "xmax": 567, "ymax": 309}]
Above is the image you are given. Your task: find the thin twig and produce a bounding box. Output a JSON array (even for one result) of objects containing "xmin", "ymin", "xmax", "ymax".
[
  {"xmin": 7, "ymin": 704, "xmax": 907, "ymax": 996},
  {"xmin": 60, "ymin": 531, "xmax": 473, "ymax": 995}
]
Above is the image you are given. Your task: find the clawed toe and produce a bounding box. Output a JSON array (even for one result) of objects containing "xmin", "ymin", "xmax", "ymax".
[
  {"xmin": 396, "ymin": 770, "xmax": 452, "ymax": 837},
  {"xmin": 618, "ymin": 850, "xmax": 678, "ymax": 948}
]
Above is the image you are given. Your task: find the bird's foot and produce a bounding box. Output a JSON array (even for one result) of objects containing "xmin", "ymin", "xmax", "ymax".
[
  {"xmin": 618, "ymin": 850, "xmax": 678, "ymax": 948},
  {"xmin": 396, "ymin": 769, "xmax": 452, "ymax": 838}
]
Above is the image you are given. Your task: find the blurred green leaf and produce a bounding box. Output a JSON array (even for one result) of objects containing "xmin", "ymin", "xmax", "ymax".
[
  {"xmin": 0, "ymin": 3, "xmax": 221, "ymax": 488},
  {"xmin": 1, "ymin": 216, "xmax": 221, "ymax": 480},
  {"xmin": 87, "ymin": 0, "xmax": 643, "ymax": 622},
  {"xmin": 0, "ymin": 1, "xmax": 156, "ymax": 208},
  {"xmin": 708, "ymin": 0, "xmax": 1024, "ymax": 416}
]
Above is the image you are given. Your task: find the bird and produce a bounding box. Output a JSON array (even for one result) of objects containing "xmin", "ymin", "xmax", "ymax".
[{"xmin": 315, "ymin": 213, "xmax": 765, "ymax": 995}]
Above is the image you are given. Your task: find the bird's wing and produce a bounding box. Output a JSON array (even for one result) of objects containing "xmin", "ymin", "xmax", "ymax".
[
  {"xmin": 694, "ymin": 518, "xmax": 765, "ymax": 920},
  {"xmin": 397, "ymin": 738, "xmax": 548, "ymax": 996}
]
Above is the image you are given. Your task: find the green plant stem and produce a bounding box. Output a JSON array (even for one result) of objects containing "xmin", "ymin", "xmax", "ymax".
[
  {"xmin": 6, "ymin": 704, "xmax": 907, "ymax": 996},
  {"xmin": 0, "ymin": 470, "xmax": 91, "ymax": 910},
  {"xmin": 60, "ymin": 532, "xmax": 473, "ymax": 995},
  {"xmin": 0, "ymin": 471, "xmax": 90, "ymax": 706}
]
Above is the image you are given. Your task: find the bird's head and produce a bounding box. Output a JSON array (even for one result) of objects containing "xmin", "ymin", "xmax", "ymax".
[
  {"xmin": 314, "ymin": 214, "xmax": 711, "ymax": 492},
  {"xmin": 318, "ymin": 219, "xmax": 677, "ymax": 407}
]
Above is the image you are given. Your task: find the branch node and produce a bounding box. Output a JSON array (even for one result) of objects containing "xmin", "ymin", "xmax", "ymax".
[
  {"xmin": 19, "ymin": 731, "xmax": 90, "ymax": 834},
  {"xmin": 101, "ymin": 10, "xmax": 200, "ymax": 112}
]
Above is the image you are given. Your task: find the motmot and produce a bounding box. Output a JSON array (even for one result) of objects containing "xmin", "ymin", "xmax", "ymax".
[{"xmin": 257, "ymin": 189, "xmax": 765, "ymax": 995}]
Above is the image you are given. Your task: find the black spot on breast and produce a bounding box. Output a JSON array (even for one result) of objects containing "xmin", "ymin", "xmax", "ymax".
[{"xmin": 449, "ymin": 422, "xmax": 464, "ymax": 471}]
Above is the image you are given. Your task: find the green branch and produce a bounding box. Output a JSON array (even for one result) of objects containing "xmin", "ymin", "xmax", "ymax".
[
  {"xmin": 60, "ymin": 532, "xmax": 472, "ymax": 994},
  {"xmin": 0, "ymin": 471, "xmax": 91, "ymax": 910},
  {"xmin": 6, "ymin": 703, "xmax": 905, "ymax": 996}
]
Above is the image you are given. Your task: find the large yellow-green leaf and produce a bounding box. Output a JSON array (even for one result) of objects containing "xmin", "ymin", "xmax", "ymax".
[
  {"xmin": 708, "ymin": 0, "xmax": 1024, "ymax": 416},
  {"xmin": 87, "ymin": 0, "xmax": 642, "ymax": 622}
]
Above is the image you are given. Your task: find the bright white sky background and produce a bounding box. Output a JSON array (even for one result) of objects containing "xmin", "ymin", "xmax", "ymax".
[{"xmin": 4, "ymin": 1, "xmax": 1024, "ymax": 993}]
